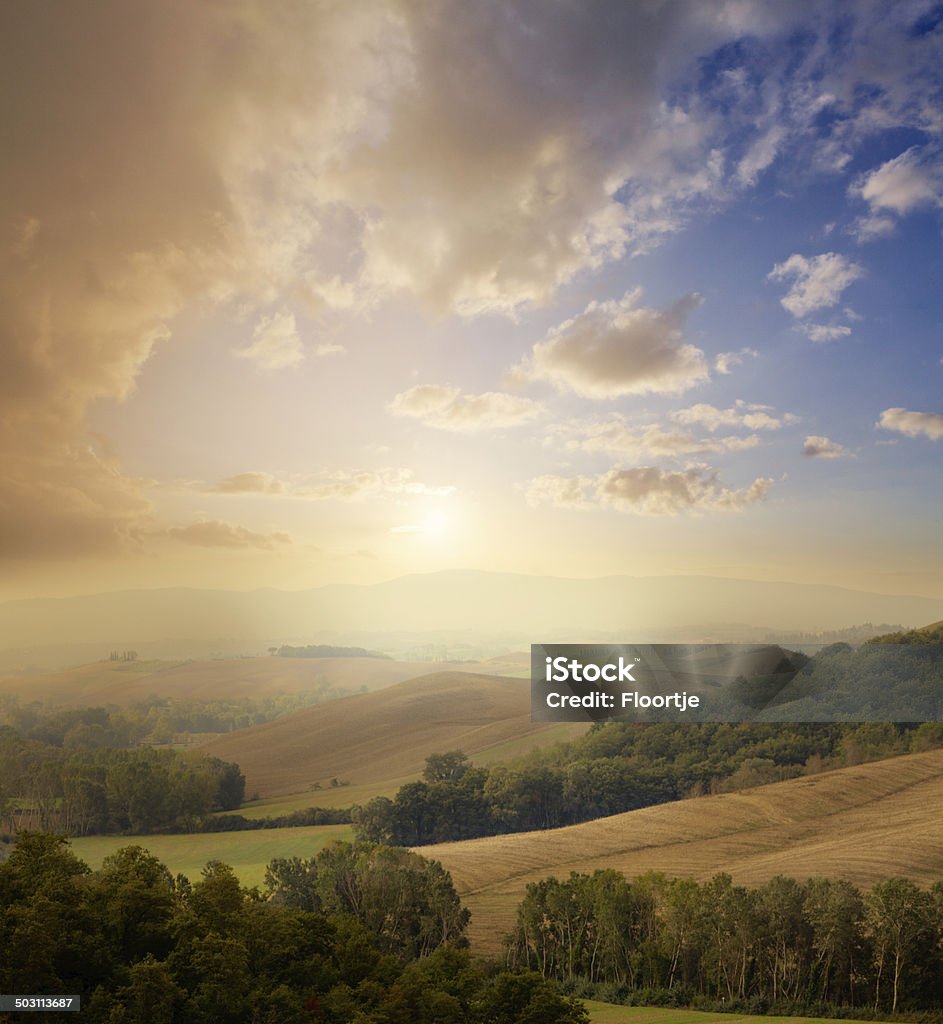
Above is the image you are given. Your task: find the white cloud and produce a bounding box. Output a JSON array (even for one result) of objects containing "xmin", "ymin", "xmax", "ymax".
[
  {"xmin": 877, "ymin": 408, "xmax": 943, "ymax": 441},
  {"xmin": 315, "ymin": 342, "xmax": 347, "ymax": 357},
  {"xmin": 671, "ymin": 401, "xmax": 798, "ymax": 432},
  {"xmin": 768, "ymin": 253, "xmax": 864, "ymax": 318},
  {"xmin": 235, "ymin": 311, "xmax": 305, "ymax": 370},
  {"xmin": 527, "ymin": 466, "xmax": 772, "ymax": 516},
  {"xmin": 512, "ymin": 289, "xmax": 709, "ymax": 399},
  {"xmin": 850, "ymin": 214, "xmax": 897, "ymax": 242},
  {"xmin": 802, "ymin": 435, "xmax": 850, "ymax": 458},
  {"xmin": 389, "ymin": 385, "xmax": 543, "ymax": 431},
  {"xmin": 557, "ymin": 416, "xmax": 761, "ymax": 461},
  {"xmin": 714, "ymin": 347, "xmax": 758, "ymax": 374},
  {"xmin": 800, "ymin": 324, "xmax": 852, "ymax": 343},
  {"xmin": 852, "ymin": 147, "xmax": 943, "ymax": 216}
]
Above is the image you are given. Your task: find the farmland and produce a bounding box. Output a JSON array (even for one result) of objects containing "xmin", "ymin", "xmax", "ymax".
[{"xmin": 425, "ymin": 748, "xmax": 943, "ymax": 954}]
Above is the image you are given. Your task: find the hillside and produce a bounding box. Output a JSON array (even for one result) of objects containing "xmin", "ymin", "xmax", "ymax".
[
  {"xmin": 424, "ymin": 749, "xmax": 943, "ymax": 954},
  {"xmin": 0, "ymin": 655, "xmax": 506, "ymax": 707},
  {"xmin": 202, "ymin": 671, "xmax": 586, "ymax": 799}
]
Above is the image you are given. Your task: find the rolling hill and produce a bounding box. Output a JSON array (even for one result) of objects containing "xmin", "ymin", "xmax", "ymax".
[
  {"xmin": 423, "ymin": 749, "xmax": 943, "ymax": 954},
  {"xmin": 201, "ymin": 671, "xmax": 587, "ymax": 799},
  {"xmin": 0, "ymin": 655, "xmax": 512, "ymax": 707}
]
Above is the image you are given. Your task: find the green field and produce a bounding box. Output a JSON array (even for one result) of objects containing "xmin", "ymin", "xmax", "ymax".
[
  {"xmin": 582, "ymin": 1005, "xmax": 892, "ymax": 1024},
  {"xmin": 70, "ymin": 824, "xmax": 355, "ymax": 887}
]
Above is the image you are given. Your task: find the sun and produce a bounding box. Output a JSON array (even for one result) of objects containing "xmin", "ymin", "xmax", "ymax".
[{"xmin": 420, "ymin": 508, "xmax": 450, "ymax": 541}]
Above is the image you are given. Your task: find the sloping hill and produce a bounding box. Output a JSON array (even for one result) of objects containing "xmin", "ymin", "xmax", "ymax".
[
  {"xmin": 0, "ymin": 655, "xmax": 503, "ymax": 707},
  {"xmin": 424, "ymin": 749, "xmax": 943, "ymax": 954},
  {"xmin": 202, "ymin": 671, "xmax": 585, "ymax": 798}
]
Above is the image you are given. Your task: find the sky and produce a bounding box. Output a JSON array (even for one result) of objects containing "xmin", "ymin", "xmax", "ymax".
[{"xmin": 1, "ymin": 0, "xmax": 942, "ymax": 602}]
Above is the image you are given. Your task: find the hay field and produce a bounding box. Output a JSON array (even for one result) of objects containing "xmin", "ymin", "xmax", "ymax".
[
  {"xmin": 70, "ymin": 823, "xmax": 355, "ymax": 887},
  {"xmin": 0, "ymin": 655, "xmax": 504, "ymax": 707},
  {"xmin": 424, "ymin": 749, "xmax": 943, "ymax": 954},
  {"xmin": 202, "ymin": 671, "xmax": 586, "ymax": 798}
]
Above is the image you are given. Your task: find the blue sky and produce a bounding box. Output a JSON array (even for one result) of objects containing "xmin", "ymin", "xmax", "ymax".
[{"xmin": 2, "ymin": 0, "xmax": 941, "ymax": 600}]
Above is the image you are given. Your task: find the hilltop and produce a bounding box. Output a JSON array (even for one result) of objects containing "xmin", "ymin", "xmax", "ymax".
[
  {"xmin": 201, "ymin": 671, "xmax": 586, "ymax": 799},
  {"xmin": 424, "ymin": 748, "xmax": 943, "ymax": 954}
]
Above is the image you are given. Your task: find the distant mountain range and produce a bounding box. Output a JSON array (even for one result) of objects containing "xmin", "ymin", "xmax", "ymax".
[{"xmin": 2, "ymin": 571, "xmax": 942, "ymax": 660}]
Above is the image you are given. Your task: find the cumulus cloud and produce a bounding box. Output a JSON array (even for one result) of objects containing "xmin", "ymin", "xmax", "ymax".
[
  {"xmin": 512, "ymin": 289, "xmax": 709, "ymax": 399},
  {"xmin": 389, "ymin": 385, "xmax": 543, "ymax": 431},
  {"xmin": 802, "ymin": 435, "xmax": 850, "ymax": 458},
  {"xmin": 2, "ymin": 2, "xmax": 938, "ymax": 561},
  {"xmin": 211, "ymin": 473, "xmax": 286, "ymax": 495},
  {"xmin": 768, "ymin": 253, "xmax": 864, "ymax": 318},
  {"xmin": 235, "ymin": 311, "xmax": 305, "ymax": 370},
  {"xmin": 527, "ymin": 466, "xmax": 772, "ymax": 516},
  {"xmin": 800, "ymin": 324, "xmax": 852, "ymax": 343},
  {"xmin": 877, "ymin": 408, "xmax": 943, "ymax": 441},
  {"xmin": 167, "ymin": 521, "xmax": 291, "ymax": 549},
  {"xmin": 671, "ymin": 401, "xmax": 798, "ymax": 432},
  {"xmin": 714, "ymin": 347, "xmax": 758, "ymax": 374},
  {"xmin": 557, "ymin": 416, "xmax": 761, "ymax": 461}
]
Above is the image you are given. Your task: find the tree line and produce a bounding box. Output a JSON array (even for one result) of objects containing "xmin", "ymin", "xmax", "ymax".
[
  {"xmin": 0, "ymin": 833, "xmax": 586, "ymax": 1024},
  {"xmin": 352, "ymin": 722, "xmax": 941, "ymax": 846},
  {"xmin": 0, "ymin": 734, "xmax": 245, "ymax": 836},
  {"xmin": 0, "ymin": 688, "xmax": 357, "ymax": 748},
  {"xmin": 507, "ymin": 870, "xmax": 943, "ymax": 1017}
]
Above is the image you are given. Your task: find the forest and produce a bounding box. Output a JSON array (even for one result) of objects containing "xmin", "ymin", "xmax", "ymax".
[
  {"xmin": 352, "ymin": 721, "xmax": 943, "ymax": 846},
  {"xmin": 0, "ymin": 833, "xmax": 585, "ymax": 1024},
  {"xmin": 507, "ymin": 869, "xmax": 943, "ymax": 1018}
]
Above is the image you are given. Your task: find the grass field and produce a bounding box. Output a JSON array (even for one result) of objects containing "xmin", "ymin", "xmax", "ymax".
[
  {"xmin": 581, "ymin": 1004, "xmax": 892, "ymax": 1024},
  {"xmin": 424, "ymin": 749, "xmax": 943, "ymax": 955},
  {"xmin": 70, "ymin": 823, "xmax": 355, "ymax": 887},
  {"xmin": 201, "ymin": 671, "xmax": 586, "ymax": 799}
]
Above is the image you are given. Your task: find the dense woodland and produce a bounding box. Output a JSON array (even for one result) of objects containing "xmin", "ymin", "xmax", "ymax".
[
  {"xmin": 353, "ymin": 720, "xmax": 943, "ymax": 846},
  {"xmin": 0, "ymin": 834, "xmax": 585, "ymax": 1024},
  {"xmin": 507, "ymin": 870, "xmax": 943, "ymax": 1018},
  {"xmin": 0, "ymin": 736, "xmax": 245, "ymax": 836}
]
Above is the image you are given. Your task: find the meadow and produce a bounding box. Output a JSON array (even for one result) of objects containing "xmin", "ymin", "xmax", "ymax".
[{"xmin": 70, "ymin": 822, "xmax": 355, "ymax": 887}]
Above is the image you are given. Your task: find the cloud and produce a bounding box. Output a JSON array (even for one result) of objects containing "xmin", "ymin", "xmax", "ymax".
[
  {"xmin": 305, "ymin": 468, "xmax": 455, "ymax": 500},
  {"xmin": 877, "ymin": 408, "xmax": 943, "ymax": 441},
  {"xmin": 557, "ymin": 416, "xmax": 761, "ymax": 461},
  {"xmin": 802, "ymin": 435, "xmax": 850, "ymax": 458},
  {"xmin": 167, "ymin": 521, "xmax": 291, "ymax": 549},
  {"xmin": 850, "ymin": 214, "xmax": 897, "ymax": 242},
  {"xmin": 235, "ymin": 311, "xmax": 305, "ymax": 370},
  {"xmin": 389, "ymin": 385, "xmax": 543, "ymax": 431},
  {"xmin": 512, "ymin": 289, "xmax": 709, "ymax": 399},
  {"xmin": 527, "ymin": 466, "xmax": 772, "ymax": 516},
  {"xmin": 800, "ymin": 324, "xmax": 852, "ymax": 343},
  {"xmin": 852, "ymin": 147, "xmax": 943, "ymax": 216},
  {"xmin": 768, "ymin": 253, "xmax": 864, "ymax": 318},
  {"xmin": 671, "ymin": 401, "xmax": 798, "ymax": 432},
  {"xmin": 714, "ymin": 347, "xmax": 757, "ymax": 374},
  {"xmin": 211, "ymin": 473, "xmax": 286, "ymax": 495},
  {"xmin": 2, "ymin": 2, "xmax": 938, "ymax": 561}
]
